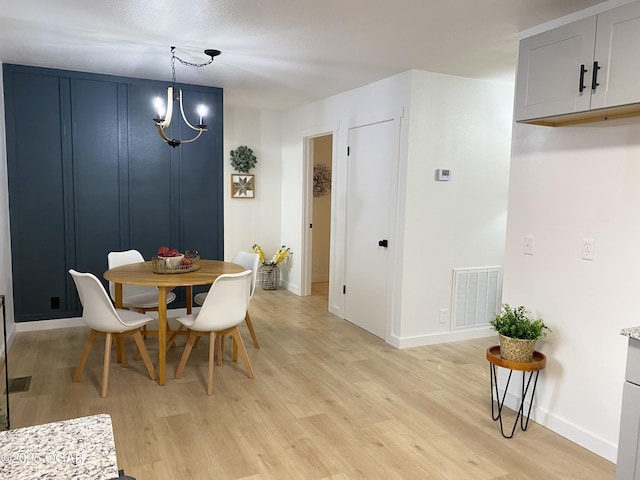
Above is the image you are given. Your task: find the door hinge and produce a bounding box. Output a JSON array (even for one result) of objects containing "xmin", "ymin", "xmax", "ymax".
[
  {"xmin": 347, "ymin": 146, "xmax": 350, "ymax": 156},
  {"xmin": 343, "ymin": 285, "xmax": 346, "ymax": 294}
]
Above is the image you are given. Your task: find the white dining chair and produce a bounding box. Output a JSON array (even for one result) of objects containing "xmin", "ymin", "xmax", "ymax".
[
  {"xmin": 69, "ymin": 269, "xmax": 157, "ymax": 398},
  {"xmin": 107, "ymin": 249, "xmax": 177, "ymax": 313},
  {"xmin": 174, "ymin": 270, "xmax": 254, "ymax": 395},
  {"xmin": 108, "ymin": 249, "xmax": 177, "ymax": 339},
  {"xmin": 194, "ymin": 251, "xmax": 260, "ymax": 347}
]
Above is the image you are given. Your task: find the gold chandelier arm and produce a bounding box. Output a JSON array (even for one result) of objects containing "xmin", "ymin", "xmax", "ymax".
[
  {"xmin": 155, "ymin": 123, "xmax": 174, "ymax": 143},
  {"xmin": 176, "ymin": 130, "xmax": 204, "ymax": 144},
  {"xmin": 155, "ymin": 121, "xmax": 203, "ymax": 146},
  {"xmin": 161, "ymin": 87, "xmax": 174, "ymax": 129},
  {"xmin": 178, "ymin": 89, "xmax": 205, "ymax": 132}
]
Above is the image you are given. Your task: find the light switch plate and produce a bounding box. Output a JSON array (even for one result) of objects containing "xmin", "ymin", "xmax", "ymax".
[{"xmin": 524, "ymin": 236, "xmax": 534, "ymax": 255}]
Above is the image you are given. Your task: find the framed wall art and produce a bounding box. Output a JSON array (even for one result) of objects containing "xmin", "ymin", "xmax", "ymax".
[{"xmin": 231, "ymin": 174, "xmax": 255, "ymax": 198}]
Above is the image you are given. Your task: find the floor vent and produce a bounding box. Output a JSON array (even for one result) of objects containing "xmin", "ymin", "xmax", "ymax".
[
  {"xmin": 452, "ymin": 266, "xmax": 502, "ymax": 330},
  {"xmin": 6, "ymin": 376, "xmax": 31, "ymax": 394}
]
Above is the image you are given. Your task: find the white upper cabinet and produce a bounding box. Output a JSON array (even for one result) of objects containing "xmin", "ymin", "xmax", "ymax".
[
  {"xmin": 515, "ymin": 1, "xmax": 640, "ymax": 125},
  {"xmin": 515, "ymin": 16, "xmax": 596, "ymax": 122},
  {"xmin": 592, "ymin": 2, "xmax": 640, "ymax": 110}
]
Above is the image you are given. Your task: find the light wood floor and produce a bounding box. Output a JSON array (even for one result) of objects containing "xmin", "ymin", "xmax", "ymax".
[{"xmin": 8, "ymin": 282, "xmax": 614, "ymax": 479}]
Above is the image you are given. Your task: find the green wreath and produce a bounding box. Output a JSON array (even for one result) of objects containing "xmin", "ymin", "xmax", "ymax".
[{"xmin": 230, "ymin": 145, "xmax": 257, "ymax": 173}]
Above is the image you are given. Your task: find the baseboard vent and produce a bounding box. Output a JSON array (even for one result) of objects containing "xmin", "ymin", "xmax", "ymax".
[
  {"xmin": 452, "ymin": 266, "xmax": 502, "ymax": 330},
  {"xmin": 6, "ymin": 376, "xmax": 31, "ymax": 393}
]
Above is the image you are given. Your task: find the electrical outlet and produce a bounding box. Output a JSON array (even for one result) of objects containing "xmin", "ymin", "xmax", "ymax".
[
  {"xmin": 439, "ymin": 308, "xmax": 448, "ymax": 323},
  {"xmin": 581, "ymin": 238, "xmax": 595, "ymax": 260}
]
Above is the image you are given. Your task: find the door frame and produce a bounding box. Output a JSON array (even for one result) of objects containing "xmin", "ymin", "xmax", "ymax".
[{"xmin": 301, "ymin": 127, "xmax": 337, "ymax": 298}]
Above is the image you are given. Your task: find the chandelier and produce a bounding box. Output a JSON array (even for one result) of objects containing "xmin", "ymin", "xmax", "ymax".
[{"xmin": 153, "ymin": 46, "xmax": 221, "ymax": 148}]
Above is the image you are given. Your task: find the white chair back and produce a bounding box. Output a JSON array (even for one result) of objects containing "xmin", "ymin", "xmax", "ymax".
[
  {"xmin": 192, "ymin": 271, "xmax": 252, "ymax": 332},
  {"xmin": 107, "ymin": 249, "xmax": 156, "ymax": 300},
  {"xmin": 230, "ymin": 251, "xmax": 260, "ymax": 299},
  {"xmin": 69, "ymin": 269, "xmax": 131, "ymax": 333}
]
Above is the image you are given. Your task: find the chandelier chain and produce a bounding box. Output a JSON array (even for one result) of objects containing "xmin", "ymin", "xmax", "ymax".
[{"xmin": 170, "ymin": 46, "xmax": 214, "ymax": 86}]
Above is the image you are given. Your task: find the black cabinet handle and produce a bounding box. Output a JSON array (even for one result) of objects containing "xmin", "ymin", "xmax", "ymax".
[
  {"xmin": 378, "ymin": 239, "xmax": 388, "ymax": 248},
  {"xmin": 591, "ymin": 61, "xmax": 601, "ymax": 91},
  {"xmin": 579, "ymin": 64, "xmax": 587, "ymax": 93}
]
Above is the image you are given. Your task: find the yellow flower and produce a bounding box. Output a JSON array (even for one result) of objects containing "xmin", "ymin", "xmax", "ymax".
[
  {"xmin": 253, "ymin": 244, "xmax": 292, "ymax": 266},
  {"xmin": 252, "ymin": 244, "xmax": 266, "ymax": 264}
]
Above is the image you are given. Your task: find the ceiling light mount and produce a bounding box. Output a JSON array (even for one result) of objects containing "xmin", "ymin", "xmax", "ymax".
[{"xmin": 153, "ymin": 46, "xmax": 221, "ymax": 147}]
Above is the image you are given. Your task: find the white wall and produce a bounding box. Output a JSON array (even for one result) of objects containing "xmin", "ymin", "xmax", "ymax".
[
  {"xmin": 281, "ymin": 70, "xmax": 514, "ymax": 347},
  {"xmin": 505, "ymin": 117, "xmax": 640, "ymax": 461},
  {"xmin": 223, "ymin": 107, "xmax": 283, "ymax": 260},
  {"xmin": 397, "ymin": 71, "xmax": 513, "ymax": 345}
]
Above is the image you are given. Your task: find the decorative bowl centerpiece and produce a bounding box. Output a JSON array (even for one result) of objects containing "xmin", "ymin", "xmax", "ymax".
[
  {"xmin": 152, "ymin": 247, "xmax": 200, "ymax": 274},
  {"xmin": 162, "ymin": 254, "xmax": 184, "ymax": 268}
]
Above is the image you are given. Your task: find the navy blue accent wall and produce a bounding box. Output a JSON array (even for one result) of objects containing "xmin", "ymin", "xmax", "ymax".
[{"xmin": 3, "ymin": 64, "xmax": 224, "ymax": 322}]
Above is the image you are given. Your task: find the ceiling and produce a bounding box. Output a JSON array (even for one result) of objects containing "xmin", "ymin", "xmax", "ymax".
[{"xmin": 0, "ymin": 0, "xmax": 604, "ymax": 111}]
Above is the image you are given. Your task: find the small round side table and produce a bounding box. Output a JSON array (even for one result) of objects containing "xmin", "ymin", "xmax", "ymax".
[{"xmin": 486, "ymin": 345, "xmax": 546, "ymax": 438}]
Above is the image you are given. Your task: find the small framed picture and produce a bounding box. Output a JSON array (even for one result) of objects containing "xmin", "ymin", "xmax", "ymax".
[{"xmin": 231, "ymin": 174, "xmax": 255, "ymax": 198}]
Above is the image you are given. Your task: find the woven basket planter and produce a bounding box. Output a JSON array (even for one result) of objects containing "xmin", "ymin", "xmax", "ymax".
[
  {"xmin": 498, "ymin": 334, "xmax": 537, "ymax": 363},
  {"xmin": 259, "ymin": 265, "xmax": 279, "ymax": 290}
]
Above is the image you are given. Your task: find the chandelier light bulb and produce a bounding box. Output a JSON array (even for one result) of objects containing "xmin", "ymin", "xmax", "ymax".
[
  {"xmin": 153, "ymin": 96, "xmax": 166, "ymax": 120},
  {"xmin": 196, "ymin": 104, "xmax": 208, "ymax": 126}
]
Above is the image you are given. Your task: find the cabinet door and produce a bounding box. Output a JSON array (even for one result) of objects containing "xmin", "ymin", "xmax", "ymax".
[
  {"xmin": 592, "ymin": 1, "xmax": 640, "ymax": 109},
  {"xmin": 616, "ymin": 382, "xmax": 640, "ymax": 479},
  {"xmin": 514, "ymin": 16, "xmax": 596, "ymax": 122}
]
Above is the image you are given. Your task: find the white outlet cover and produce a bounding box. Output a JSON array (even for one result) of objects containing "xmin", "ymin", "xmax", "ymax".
[{"xmin": 581, "ymin": 238, "xmax": 595, "ymax": 260}]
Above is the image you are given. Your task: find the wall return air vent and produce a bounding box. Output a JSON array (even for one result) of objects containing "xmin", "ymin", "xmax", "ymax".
[{"xmin": 452, "ymin": 266, "xmax": 502, "ymax": 330}]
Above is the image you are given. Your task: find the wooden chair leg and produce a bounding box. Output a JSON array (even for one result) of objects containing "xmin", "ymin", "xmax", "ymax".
[
  {"xmin": 244, "ymin": 311, "xmax": 260, "ymax": 348},
  {"xmin": 208, "ymin": 332, "xmax": 217, "ymax": 396},
  {"xmin": 216, "ymin": 335, "xmax": 223, "ymax": 366},
  {"xmin": 232, "ymin": 336, "xmax": 238, "ymax": 363},
  {"xmin": 166, "ymin": 325, "xmax": 187, "ymax": 351},
  {"xmin": 115, "ymin": 337, "xmax": 121, "ymax": 363},
  {"xmin": 132, "ymin": 330, "xmax": 157, "ymax": 380},
  {"xmin": 74, "ymin": 329, "xmax": 97, "ymax": 382},
  {"xmin": 229, "ymin": 326, "xmax": 255, "ymax": 379},
  {"xmin": 117, "ymin": 337, "xmax": 128, "ymax": 367},
  {"xmin": 216, "ymin": 311, "xmax": 259, "ymax": 366},
  {"xmin": 101, "ymin": 333, "xmax": 113, "ymax": 398},
  {"xmin": 175, "ymin": 332, "xmax": 198, "ymax": 379}
]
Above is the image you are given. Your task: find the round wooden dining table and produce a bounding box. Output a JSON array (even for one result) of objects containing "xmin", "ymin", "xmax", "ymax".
[{"xmin": 103, "ymin": 259, "xmax": 244, "ymax": 385}]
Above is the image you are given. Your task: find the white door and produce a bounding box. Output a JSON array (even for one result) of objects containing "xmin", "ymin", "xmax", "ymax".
[{"xmin": 344, "ymin": 120, "xmax": 397, "ymax": 339}]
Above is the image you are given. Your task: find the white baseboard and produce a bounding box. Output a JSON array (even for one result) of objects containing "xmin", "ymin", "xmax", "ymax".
[
  {"xmin": 389, "ymin": 327, "xmax": 496, "ymax": 349},
  {"xmin": 499, "ymin": 390, "xmax": 617, "ymax": 462},
  {"xmin": 15, "ymin": 317, "xmax": 85, "ymax": 332}
]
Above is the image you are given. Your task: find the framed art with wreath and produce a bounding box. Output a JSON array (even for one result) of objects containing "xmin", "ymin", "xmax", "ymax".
[{"xmin": 231, "ymin": 174, "xmax": 255, "ymax": 198}]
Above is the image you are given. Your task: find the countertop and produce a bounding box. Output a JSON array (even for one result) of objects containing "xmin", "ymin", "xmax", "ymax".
[
  {"xmin": 621, "ymin": 327, "xmax": 640, "ymax": 340},
  {"xmin": 0, "ymin": 414, "xmax": 119, "ymax": 479}
]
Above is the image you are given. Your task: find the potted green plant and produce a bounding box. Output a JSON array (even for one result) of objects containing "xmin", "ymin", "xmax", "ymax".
[{"xmin": 490, "ymin": 304, "xmax": 550, "ymax": 362}]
